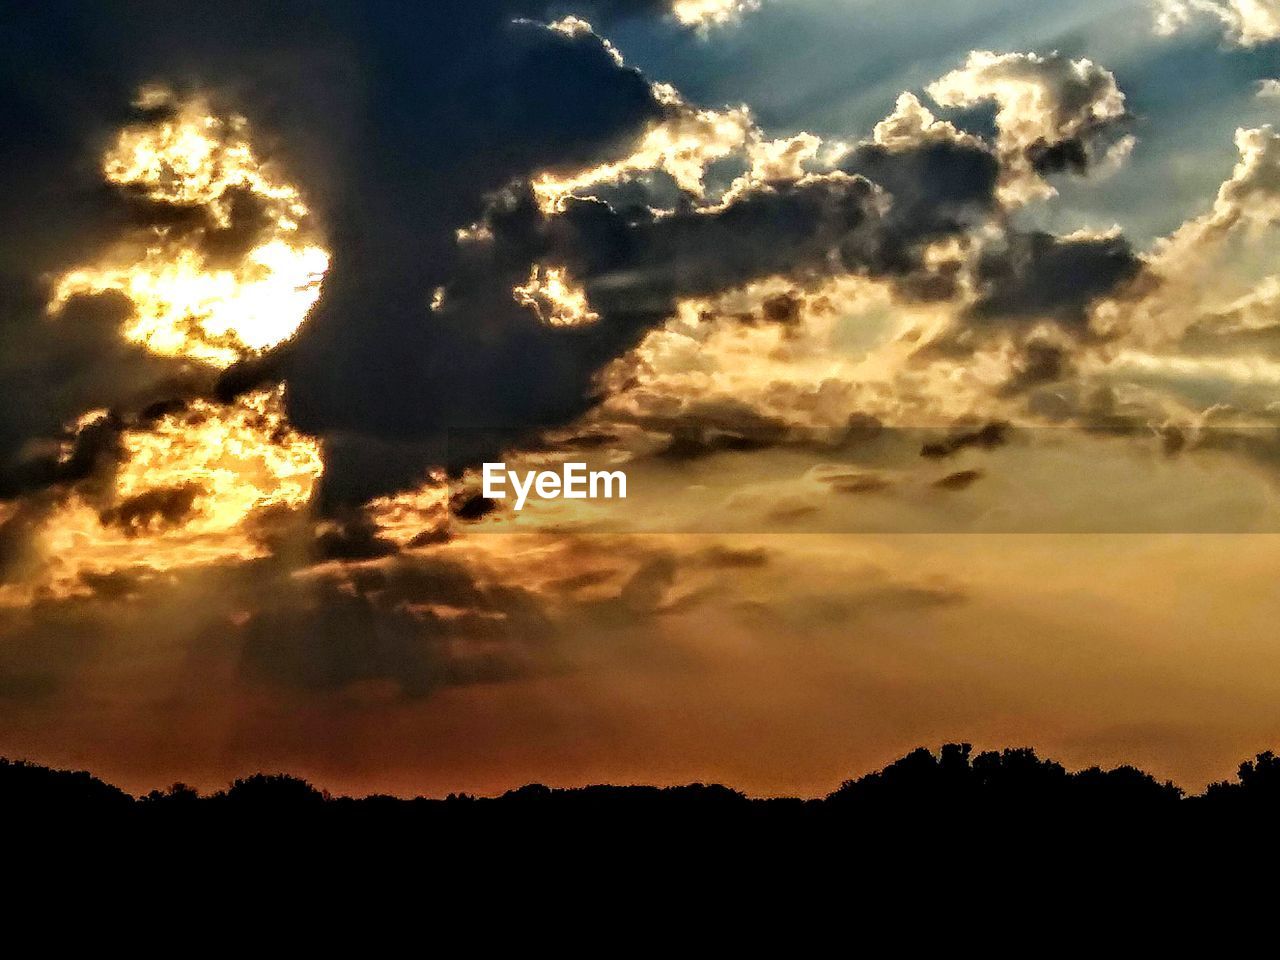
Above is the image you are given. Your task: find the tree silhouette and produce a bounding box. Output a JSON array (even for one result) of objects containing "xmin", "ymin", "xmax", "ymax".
[{"xmin": 2, "ymin": 744, "xmax": 1276, "ymax": 835}]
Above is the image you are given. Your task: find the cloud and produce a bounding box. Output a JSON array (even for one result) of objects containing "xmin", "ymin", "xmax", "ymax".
[
  {"xmin": 920, "ymin": 422, "xmax": 1009, "ymax": 459},
  {"xmin": 927, "ymin": 51, "xmax": 1131, "ymax": 203},
  {"xmin": 2, "ymin": 4, "xmax": 676, "ymax": 512},
  {"xmin": 0, "ymin": 288, "xmax": 200, "ymax": 501},
  {"xmin": 1136, "ymin": 125, "xmax": 1280, "ymax": 342},
  {"xmin": 1153, "ymin": 0, "xmax": 1280, "ymax": 47},
  {"xmin": 98, "ymin": 484, "xmax": 202, "ymax": 537},
  {"xmin": 1, "ymin": 6, "xmax": 1257, "ymax": 569},
  {"xmin": 312, "ymin": 512, "xmax": 400, "ymax": 561},
  {"xmin": 530, "ymin": 81, "xmax": 755, "ymax": 208},
  {"xmin": 968, "ymin": 230, "xmax": 1143, "ymax": 329},
  {"xmin": 239, "ymin": 554, "xmax": 557, "ymax": 697},
  {"xmin": 932, "ymin": 468, "xmax": 984, "ymax": 490},
  {"xmin": 430, "ymin": 116, "xmax": 1002, "ymax": 467},
  {"xmin": 998, "ymin": 338, "xmax": 1075, "ymax": 395},
  {"xmin": 12, "ymin": 6, "xmax": 1150, "ymax": 522},
  {"xmin": 670, "ymin": 0, "xmax": 761, "ymax": 28},
  {"xmin": 871, "ymin": 92, "xmax": 984, "ymax": 153},
  {"xmin": 1162, "ymin": 126, "xmax": 1280, "ymax": 248},
  {"xmin": 548, "ymin": 0, "xmax": 760, "ymax": 30}
]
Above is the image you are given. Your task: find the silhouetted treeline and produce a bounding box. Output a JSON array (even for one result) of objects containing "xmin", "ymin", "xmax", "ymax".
[{"xmin": 5, "ymin": 743, "xmax": 1279, "ymax": 827}]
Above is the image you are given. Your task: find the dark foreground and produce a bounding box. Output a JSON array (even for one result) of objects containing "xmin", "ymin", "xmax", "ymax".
[
  {"xmin": 6, "ymin": 742, "xmax": 1279, "ymax": 823},
  {"xmin": 9, "ymin": 743, "xmax": 1279, "ymax": 915}
]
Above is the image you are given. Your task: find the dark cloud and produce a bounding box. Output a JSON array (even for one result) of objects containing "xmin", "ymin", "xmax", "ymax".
[
  {"xmin": 0, "ymin": 408, "xmax": 124, "ymax": 502},
  {"xmin": 932, "ymin": 469, "xmax": 984, "ymax": 491},
  {"xmin": 78, "ymin": 569, "xmax": 150, "ymax": 602},
  {"xmin": 99, "ymin": 484, "xmax": 202, "ymax": 537},
  {"xmin": 185, "ymin": 187, "xmax": 282, "ymax": 269},
  {"xmin": 761, "ymin": 292, "xmax": 804, "ymax": 327},
  {"xmin": 920, "ymin": 421, "xmax": 1008, "ymax": 459},
  {"xmin": 826, "ymin": 472, "xmax": 895, "ymax": 494},
  {"xmin": 312, "ymin": 512, "xmax": 399, "ymax": 562},
  {"xmin": 968, "ymin": 231, "xmax": 1143, "ymax": 329},
  {"xmin": 451, "ymin": 492, "xmax": 501, "ymax": 522},
  {"xmin": 1026, "ymin": 136, "xmax": 1089, "ymax": 176},
  {"xmin": 643, "ymin": 400, "xmax": 793, "ymax": 460},
  {"xmin": 0, "ymin": 290, "xmax": 198, "ymax": 501},
  {"xmin": 999, "ymin": 338, "xmax": 1074, "ymax": 395},
  {"xmin": 3, "ymin": 2, "xmax": 673, "ymax": 510},
  {"xmin": 240, "ymin": 554, "xmax": 556, "ymax": 697},
  {"xmin": 697, "ymin": 545, "xmax": 770, "ymax": 568},
  {"xmin": 0, "ymin": 3, "xmax": 1144, "ymax": 521},
  {"xmin": 839, "ymin": 137, "xmax": 1000, "ymax": 291},
  {"xmin": 425, "ymin": 135, "xmax": 1001, "ymax": 475}
]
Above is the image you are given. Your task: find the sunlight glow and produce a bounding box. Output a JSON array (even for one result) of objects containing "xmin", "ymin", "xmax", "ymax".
[
  {"xmin": 672, "ymin": 0, "xmax": 761, "ymax": 28},
  {"xmin": 513, "ymin": 265, "xmax": 600, "ymax": 327},
  {"xmin": 10, "ymin": 91, "xmax": 333, "ymax": 600},
  {"xmin": 53, "ymin": 240, "xmax": 328, "ymax": 366},
  {"xmin": 50, "ymin": 89, "xmax": 328, "ymax": 366},
  {"xmin": 29, "ymin": 388, "xmax": 322, "ymax": 601}
]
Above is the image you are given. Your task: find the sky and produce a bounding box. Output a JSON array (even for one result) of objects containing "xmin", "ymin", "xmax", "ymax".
[{"xmin": 2, "ymin": 0, "xmax": 1280, "ymax": 796}]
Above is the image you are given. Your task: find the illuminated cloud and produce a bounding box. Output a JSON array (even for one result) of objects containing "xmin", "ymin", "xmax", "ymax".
[
  {"xmin": 1162, "ymin": 125, "xmax": 1280, "ymax": 246},
  {"xmin": 50, "ymin": 92, "xmax": 328, "ymax": 367},
  {"xmin": 0, "ymin": 92, "xmax": 329, "ymax": 600},
  {"xmin": 513, "ymin": 265, "xmax": 601, "ymax": 326},
  {"xmin": 927, "ymin": 51, "xmax": 1131, "ymax": 203},
  {"xmin": 531, "ymin": 82, "xmax": 755, "ymax": 210},
  {"xmin": 1153, "ymin": 0, "xmax": 1280, "ymax": 46},
  {"xmin": 1143, "ymin": 125, "xmax": 1280, "ymax": 330},
  {"xmin": 546, "ymin": 16, "xmax": 624, "ymax": 64},
  {"xmin": 742, "ymin": 132, "xmax": 822, "ymax": 184},
  {"xmin": 17, "ymin": 388, "xmax": 321, "ymax": 601},
  {"xmin": 671, "ymin": 0, "xmax": 761, "ymax": 28},
  {"xmin": 52, "ymin": 240, "xmax": 328, "ymax": 366},
  {"xmin": 872, "ymin": 93, "xmax": 983, "ymax": 152},
  {"xmin": 102, "ymin": 89, "xmax": 309, "ymax": 224}
]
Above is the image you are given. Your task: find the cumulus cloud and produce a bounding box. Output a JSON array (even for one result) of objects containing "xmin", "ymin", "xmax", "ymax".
[
  {"xmin": 24, "ymin": 3, "xmax": 671, "ymax": 511},
  {"xmin": 1166, "ymin": 126, "xmax": 1280, "ymax": 244},
  {"xmin": 1153, "ymin": 0, "xmax": 1280, "ymax": 47},
  {"xmin": 0, "ymin": 3, "xmax": 1240, "ymax": 565},
  {"xmin": 871, "ymin": 92, "xmax": 983, "ymax": 152},
  {"xmin": 968, "ymin": 230, "xmax": 1143, "ymax": 330},
  {"xmin": 927, "ymin": 51, "xmax": 1131, "ymax": 202},
  {"xmin": 529, "ymin": 81, "xmax": 755, "ymax": 210},
  {"xmin": 6, "ymin": 1, "xmax": 1157, "ymax": 524},
  {"xmin": 1146, "ymin": 125, "xmax": 1280, "ymax": 318}
]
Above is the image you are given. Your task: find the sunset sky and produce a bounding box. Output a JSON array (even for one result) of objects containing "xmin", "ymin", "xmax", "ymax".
[{"xmin": 3, "ymin": 0, "xmax": 1280, "ymax": 797}]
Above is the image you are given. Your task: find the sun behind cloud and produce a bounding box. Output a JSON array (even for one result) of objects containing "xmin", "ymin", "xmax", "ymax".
[
  {"xmin": 50, "ymin": 89, "xmax": 328, "ymax": 367},
  {"xmin": 6, "ymin": 90, "xmax": 331, "ymax": 600}
]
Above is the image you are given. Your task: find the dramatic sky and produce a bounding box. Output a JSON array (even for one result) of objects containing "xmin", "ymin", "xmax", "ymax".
[{"xmin": 3, "ymin": 0, "xmax": 1280, "ymax": 796}]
